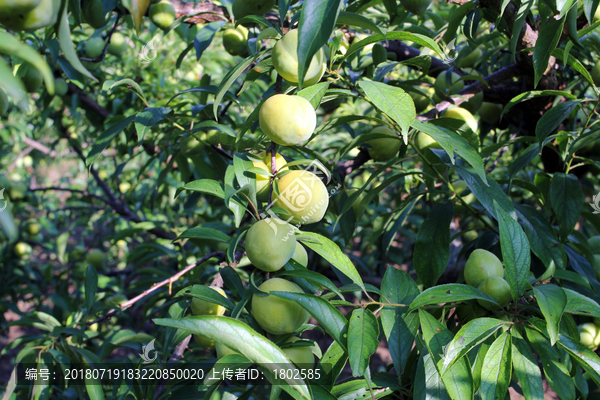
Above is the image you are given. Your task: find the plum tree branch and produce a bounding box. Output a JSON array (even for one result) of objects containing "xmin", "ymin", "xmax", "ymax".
[{"xmin": 30, "ymin": 186, "xmax": 112, "ymax": 205}]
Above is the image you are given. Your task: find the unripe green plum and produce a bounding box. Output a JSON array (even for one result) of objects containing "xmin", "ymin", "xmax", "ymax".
[
  {"xmin": 194, "ymin": 334, "xmax": 216, "ymax": 349},
  {"xmin": 82, "ymin": 0, "xmax": 107, "ymax": 29},
  {"xmin": 251, "ymin": 278, "xmax": 308, "ymax": 335},
  {"xmin": 291, "ymin": 242, "xmax": 308, "ymax": 267},
  {"xmin": 26, "ymin": 219, "xmax": 41, "ymax": 235},
  {"xmin": 477, "ymin": 276, "xmax": 511, "ymax": 310},
  {"xmin": 15, "ymin": 242, "xmax": 32, "ymax": 259},
  {"xmin": 282, "ymin": 337, "xmax": 315, "ymax": 366},
  {"xmin": 119, "ymin": 182, "xmax": 131, "ymax": 193},
  {"xmin": 8, "ymin": 184, "xmax": 27, "ymax": 201},
  {"xmin": 231, "ymin": 0, "xmax": 275, "ymax": 20},
  {"xmin": 478, "ymin": 102, "xmax": 503, "ymax": 124},
  {"xmin": 589, "ymin": 235, "xmax": 600, "ymax": 254},
  {"xmin": 17, "ymin": 64, "xmax": 43, "ymax": 93},
  {"xmin": 216, "ymin": 342, "xmax": 239, "ymax": 358},
  {"xmin": 108, "ymin": 32, "xmax": 128, "ymax": 56},
  {"xmin": 259, "ymin": 94, "xmax": 316, "ymax": 146},
  {"xmin": 105, "ymin": 293, "xmax": 127, "ymax": 306},
  {"xmin": 223, "ymin": 25, "xmax": 249, "ymax": 57},
  {"xmin": 272, "ymin": 29, "xmax": 326, "ymax": 87},
  {"xmin": 253, "ymin": 152, "xmax": 287, "ymax": 202},
  {"xmin": 458, "ymin": 48, "xmax": 482, "ymax": 69},
  {"xmin": 0, "ymin": 0, "xmax": 42, "ymax": 16},
  {"xmin": 86, "ymin": 249, "xmax": 105, "ymax": 269},
  {"xmin": 460, "ymin": 91, "xmax": 483, "ymax": 114},
  {"xmin": 414, "ymin": 131, "xmax": 442, "ymax": 163},
  {"xmin": 410, "ymin": 87, "xmax": 434, "ymax": 113},
  {"xmin": 180, "ymin": 136, "xmax": 205, "ymax": 156},
  {"xmin": 366, "ymin": 126, "xmax": 402, "ymax": 161},
  {"xmin": 54, "ymin": 78, "xmax": 68, "ymax": 97},
  {"xmin": 85, "ymin": 37, "xmax": 106, "ymax": 59},
  {"xmin": 579, "ymin": 323, "xmax": 599, "ymax": 350},
  {"xmin": 444, "ymin": 106, "xmax": 478, "ymax": 133},
  {"xmin": 150, "ymin": 0, "xmax": 176, "ymax": 29},
  {"xmin": 464, "ymin": 249, "xmax": 504, "ymax": 287},
  {"xmin": 0, "ymin": 0, "xmax": 60, "ymax": 31},
  {"xmin": 245, "ymin": 219, "xmax": 296, "ymax": 272},
  {"xmin": 399, "ymin": 0, "xmax": 433, "ymax": 15},
  {"xmin": 82, "ymin": 61, "xmax": 101, "ymax": 72},
  {"xmin": 454, "ymin": 180, "xmax": 476, "ymax": 204},
  {"xmin": 190, "ymin": 287, "xmax": 227, "ymax": 316},
  {"xmin": 274, "ymin": 170, "xmax": 329, "ymax": 225},
  {"xmin": 433, "ymin": 71, "xmax": 464, "ymax": 103},
  {"xmin": 593, "ymin": 60, "xmax": 600, "ymax": 86},
  {"xmin": 0, "ymin": 89, "xmax": 8, "ymax": 116}
]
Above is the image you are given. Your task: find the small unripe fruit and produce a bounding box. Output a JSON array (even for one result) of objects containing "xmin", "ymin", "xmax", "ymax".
[
  {"xmin": 579, "ymin": 323, "xmax": 599, "ymax": 350},
  {"xmin": 414, "ymin": 131, "xmax": 442, "ymax": 162},
  {"xmin": 410, "ymin": 87, "xmax": 434, "ymax": 113},
  {"xmin": 274, "ymin": 170, "xmax": 329, "ymax": 225},
  {"xmin": 108, "ymin": 32, "xmax": 128, "ymax": 56},
  {"xmin": 589, "ymin": 235, "xmax": 600, "ymax": 254},
  {"xmin": 119, "ymin": 182, "xmax": 131, "ymax": 193},
  {"xmin": 464, "ymin": 249, "xmax": 504, "ymax": 287},
  {"xmin": 190, "ymin": 287, "xmax": 227, "ymax": 316},
  {"xmin": 0, "ymin": 0, "xmax": 60, "ymax": 31},
  {"xmin": 458, "ymin": 48, "xmax": 482, "ymax": 69},
  {"xmin": 0, "ymin": 0, "xmax": 42, "ymax": 16},
  {"xmin": 26, "ymin": 219, "xmax": 41, "ymax": 235},
  {"xmin": 105, "ymin": 293, "xmax": 127, "ymax": 306},
  {"xmin": 22, "ymin": 155, "xmax": 33, "ymax": 168},
  {"xmin": 259, "ymin": 94, "xmax": 316, "ymax": 146},
  {"xmin": 460, "ymin": 91, "xmax": 483, "ymax": 114},
  {"xmin": 454, "ymin": 181, "xmax": 476, "ymax": 204},
  {"xmin": 444, "ymin": 106, "xmax": 478, "ymax": 133},
  {"xmin": 433, "ymin": 71, "xmax": 464, "ymax": 103},
  {"xmin": 194, "ymin": 334, "xmax": 216, "ymax": 349},
  {"xmin": 231, "ymin": 0, "xmax": 275, "ymax": 20},
  {"xmin": 223, "ymin": 26, "xmax": 249, "ymax": 57},
  {"xmin": 592, "ymin": 60, "xmax": 600, "ymax": 86},
  {"xmin": 251, "ymin": 278, "xmax": 308, "ymax": 335},
  {"xmin": 54, "ymin": 78, "xmax": 68, "ymax": 97},
  {"xmin": 86, "ymin": 249, "xmax": 105, "ymax": 269},
  {"xmin": 291, "ymin": 242, "xmax": 308, "ymax": 267},
  {"xmin": 399, "ymin": 0, "xmax": 433, "ymax": 14},
  {"xmin": 85, "ymin": 37, "xmax": 106, "ymax": 59},
  {"xmin": 282, "ymin": 337, "xmax": 315, "ymax": 366},
  {"xmin": 216, "ymin": 342, "xmax": 239, "ymax": 358},
  {"xmin": 253, "ymin": 152, "xmax": 287, "ymax": 202},
  {"xmin": 477, "ymin": 276, "xmax": 512, "ymax": 310},
  {"xmin": 366, "ymin": 126, "xmax": 402, "ymax": 161},
  {"xmin": 17, "ymin": 64, "xmax": 43, "ymax": 93},
  {"xmin": 272, "ymin": 29, "xmax": 326, "ymax": 87},
  {"xmin": 245, "ymin": 219, "xmax": 296, "ymax": 272},
  {"xmin": 15, "ymin": 242, "xmax": 32, "ymax": 259},
  {"xmin": 478, "ymin": 102, "xmax": 503, "ymax": 125},
  {"xmin": 150, "ymin": 0, "xmax": 176, "ymax": 29},
  {"xmin": 82, "ymin": 0, "xmax": 107, "ymax": 29},
  {"xmin": 180, "ymin": 136, "xmax": 204, "ymax": 156}
]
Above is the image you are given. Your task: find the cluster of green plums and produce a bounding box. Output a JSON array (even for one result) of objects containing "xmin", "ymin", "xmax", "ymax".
[
  {"xmin": 579, "ymin": 320, "xmax": 600, "ymax": 351},
  {"xmin": 463, "ymin": 249, "xmax": 511, "ymax": 310}
]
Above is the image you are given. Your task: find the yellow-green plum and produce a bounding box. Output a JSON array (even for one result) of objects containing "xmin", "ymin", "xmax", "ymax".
[
  {"xmin": 589, "ymin": 235, "xmax": 600, "ymax": 254},
  {"xmin": 259, "ymin": 94, "xmax": 316, "ymax": 146},
  {"xmin": 86, "ymin": 249, "xmax": 105, "ymax": 269},
  {"xmin": 190, "ymin": 287, "xmax": 227, "ymax": 316},
  {"xmin": 291, "ymin": 242, "xmax": 308, "ymax": 267},
  {"xmin": 282, "ymin": 337, "xmax": 315, "ymax": 366},
  {"xmin": 26, "ymin": 219, "xmax": 41, "ymax": 235},
  {"xmin": 454, "ymin": 180, "xmax": 475, "ymax": 204},
  {"xmin": 251, "ymin": 278, "xmax": 308, "ymax": 335},
  {"xmin": 54, "ymin": 78, "xmax": 68, "ymax": 97},
  {"xmin": 458, "ymin": 48, "xmax": 482, "ymax": 68},
  {"xmin": 150, "ymin": 0, "xmax": 176, "ymax": 29},
  {"xmin": 194, "ymin": 334, "xmax": 216, "ymax": 350},
  {"xmin": 0, "ymin": 0, "xmax": 60, "ymax": 31},
  {"xmin": 245, "ymin": 219, "xmax": 296, "ymax": 272},
  {"xmin": 253, "ymin": 152, "xmax": 287, "ymax": 202},
  {"xmin": 85, "ymin": 37, "xmax": 106, "ymax": 59},
  {"xmin": 274, "ymin": 170, "xmax": 329, "ymax": 225},
  {"xmin": 579, "ymin": 323, "xmax": 598, "ymax": 350},
  {"xmin": 105, "ymin": 293, "xmax": 127, "ymax": 306},
  {"xmin": 366, "ymin": 126, "xmax": 402, "ymax": 161},
  {"xmin": 478, "ymin": 102, "xmax": 503, "ymax": 124},
  {"xmin": 0, "ymin": 0, "xmax": 42, "ymax": 16},
  {"xmin": 232, "ymin": 0, "xmax": 276, "ymax": 20},
  {"xmin": 223, "ymin": 25, "xmax": 249, "ymax": 57},
  {"xmin": 82, "ymin": 0, "xmax": 107, "ymax": 29},
  {"xmin": 477, "ymin": 276, "xmax": 512, "ymax": 310},
  {"xmin": 410, "ymin": 87, "xmax": 434, "ymax": 113},
  {"xmin": 180, "ymin": 136, "xmax": 205, "ymax": 156},
  {"xmin": 108, "ymin": 32, "xmax": 128, "ymax": 56},
  {"xmin": 593, "ymin": 60, "xmax": 600, "ymax": 86},
  {"xmin": 433, "ymin": 71, "xmax": 464, "ymax": 103},
  {"xmin": 464, "ymin": 249, "xmax": 504, "ymax": 287},
  {"xmin": 414, "ymin": 131, "xmax": 442, "ymax": 163},
  {"xmin": 0, "ymin": 89, "xmax": 8, "ymax": 116},
  {"xmin": 15, "ymin": 242, "xmax": 32, "ymax": 259},
  {"xmin": 272, "ymin": 29, "xmax": 326, "ymax": 87},
  {"xmin": 399, "ymin": 0, "xmax": 433, "ymax": 15},
  {"xmin": 444, "ymin": 106, "xmax": 478, "ymax": 133},
  {"xmin": 17, "ymin": 64, "xmax": 43, "ymax": 93},
  {"xmin": 216, "ymin": 342, "xmax": 239, "ymax": 358},
  {"xmin": 460, "ymin": 91, "xmax": 483, "ymax": 114}
]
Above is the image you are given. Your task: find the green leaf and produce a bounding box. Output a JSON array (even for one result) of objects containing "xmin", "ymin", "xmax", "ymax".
[
  {"xmin": 175, "ymin": 227, "xmax": 230, "ymax": 243},
  {"xmin": 516, "ymin": 204, "xmax": 566, "ymax": 270},
  {"xmin": 556, "ymin": 333, "xmax": 600, "ymax": 386},
  {"xmin": 358, "ymin": 80, "xmax": 415, "ymax": 143},
  {"xmin": 413, "ymin": 201, "xmax": 453, "ymax": 288},
  {"xmin": 336, "ymin": 12, "xmax": 386, "ymax": 38},
  {"xmin": 84, "ymin": 265, "xmax": 98, "ymax": 311},
  {"xmin": 511, "ymin": 332, "xmax": 544, "ymax": 400},
  {"xmin": 194, "ymin": 21, "xmax": 226, "ymax": 61},
  {"xmin": 533, "ymin": 284, "xmax": 566, "ymax": 345},
  {"xmin": 533, "ymin": 17, "xmax": 565, "ymax": 87},
  {"xmin": 510, "ymin": 0, "xmax": 535, "ymax": 60},
  {"xmin": 380, "ymin": 268, "xmax": 419, "ymax": 375},
  {"xmin": 316, "ymin": 340, "xmax": 348, "ymax": 388},
  {"xmin": 300, "ymin": 232, "xmax": 366, "ymax": 293},
  {"xmin": 213, "ymin": 53, "xmax": 263, "ymax": 119},
  {"xmin": 176, "ymin": 179, "xmax": 225, "ymax": 198},
  {"xmin": 563, "ymin": 288, "xmax": 600, "ymax": 318},
  {"xmin": 176, "ymin": 285, "xmax": 235, "ymax": 310},
  {"xmin": 479, "ymin": 332, "xmax": 511, "ymax": 400},
  {"xmin": 551, "ymin": 49, "xmax": 597, "ymax": 88},
  {"xmin": 549, "ymin": 173, "xmax": 584, "ymax": 240},
  {"xmin": 297, "ymin": 82, "xmax": 330, "ymax": 109},
  {"xmin": 270, "ymin": 291, "xmax": 348, "ymax": 351},
  {"xmin": 507, "ymin": 144, "xmax": 539, "ymax": 184},
  {"xmin": 86, "ymin": 115, "xmax": 136, "ymax": 165},
  {"xmin": 441, "ymin": 318, "xmax": 506, "ymax": 374},
  {"xmin": 0, "ymin": 58, "xmax": 26, "ymax": 111},
  {"xmin": 494, "ymin": 201, "xmax": 530, "ymax": 301},
  {"xmin": 154, "ymin": 316, "xmax": 311, "ymax": 400},
  {"xmin": 297, "ymin": 0, "xmax": 342, "ymax": 87},
  {"xmin": 348, "ymin": 308, "xmax": 379, "ymax": 377},
  {"xmin": 277, "ymin": 267, "xmax": 343, "ymax": 299},
  {"xmin": 122, "ymin": 0, "xmax": 151, "ymax": 34},
  {"xmin": 535, "ymin": 101, "xmax": 580, "ymax": 144},
  {"xmin": 104, "ymin": 79, "xmax": 148, "ymax": 105},
  {"xmin": 56, "ymin": 9, "xmax": 96, "ymax": 81},
  {"xmin": 134, "ymin": 107, "xmax": 171, "ymax": 142},
  {"xmin": 345, "ymin": 32, "xmax": 443, "ymax": 62},
  {"xmin": 408, "ymin": 284, "xmax": 500, "ymax": 312},
  {"xmin": 414, "ymin": 352, "xmax": 451, "ymax": 400}
]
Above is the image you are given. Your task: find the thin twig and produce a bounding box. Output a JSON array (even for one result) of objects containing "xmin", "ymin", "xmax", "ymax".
[
  {"xmin": 80, "ymin": 15, "xmax": 122, "ymax": 63},
  {"xmin": 153, "ymin": 334, "xmax": 193, "ymax": 400},
  {"xmin": 30, "ymin": 186, "xmax": 112, "ymax": 205}
]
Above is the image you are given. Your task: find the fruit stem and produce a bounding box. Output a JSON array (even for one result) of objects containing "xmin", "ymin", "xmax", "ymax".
[{"xmin": 268, "ymin": 141, "xmax": 277, "ymax": 204}]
